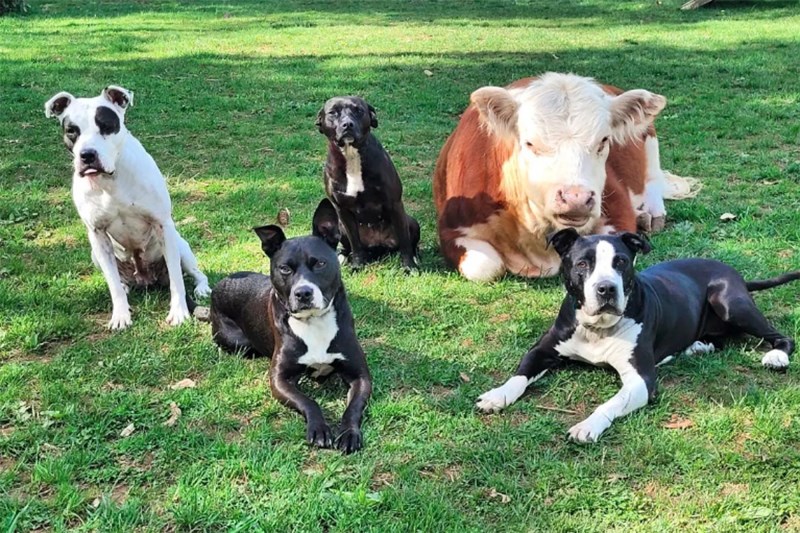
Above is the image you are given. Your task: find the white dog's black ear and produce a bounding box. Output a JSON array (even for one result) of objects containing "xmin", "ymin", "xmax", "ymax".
[
  {"xmin": 311, "ymin": 198, "xmax": 341, "ymax": 250},
  {"xmin": 102, "ymin": 85, "xmax": 134, "ymax": 110},
  {"xmin": 620, "ymin": 232, "xmax": 652, "ymax": 255},
  {"xmin": 547, "ymin": 228, "xmax": 581, "ymax": 257},
  {"xmin": 368, "ymin": 104, "xmax": 378, "ymax": 129},
  {"xmin": 44, "ymin": 92, "xmax": 74, "ymax": 119},
  {"xmin": 253, "ymin": 225, "xmax": 287, "ymax": 258}
]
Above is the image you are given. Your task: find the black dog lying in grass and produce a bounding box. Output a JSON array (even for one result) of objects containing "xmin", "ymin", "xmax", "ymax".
[{"xmin": 210, "ymin": 200, "xmax": 371, "ymax": 454}]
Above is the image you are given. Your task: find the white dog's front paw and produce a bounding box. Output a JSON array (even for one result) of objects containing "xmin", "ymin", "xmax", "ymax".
[
  {"xmin": 476, "ymin": 387, "xmax": 511, "ymax": 413},
  {"xmin": 762, "ymin": 349, "xmax": 789, "ymax": 370},
  {"xmin": 166, "ymin": 304, "xmax": 191, "ymax": 326},
  {"xmin": 567, "ymin": 416, "xmax": 609, "ymax": 443},
  {"xmin": 193, "ymin": 283, "xmax": 212, "ymax": 299},
  {"xmin": 108, "ymin": 308, "xmax": 132, "ymax": 330}
]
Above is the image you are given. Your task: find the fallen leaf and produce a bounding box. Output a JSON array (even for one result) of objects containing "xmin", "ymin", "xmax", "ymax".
[
  {"xmin": 663, "ymin": 414, "xmax": 694, "ymax": 430},
  {"xmin": 423, "ymin": 69, "xmax": 433, "ymax": 76},
  {"xmin": 163, "ymin": 402, "xmax": 181, "ymax": 427},
  {"xmin": 719, "ymin": 212, "xmax": 736, "ymax": 222},
  {"xmin": 487, "ymin": 488, "xmax": 511, "ymax": 503},
  {"xmin": 276, "ymin": 208, "xmax": 291, "ymax": 227},
  {"xmin": 120, "ymin": 423, "xmax": 136, "ymax": 438},
  {"xmin": 170, "ymin": 378, "xmax": 196, "ymax": 390},
  {"xmin": 459, "ymin": 372, "xmax": 471, "ymax": 383},
  {"xmin": 91, "ymin": 497, "xmax": 101, "ymax": 508}
]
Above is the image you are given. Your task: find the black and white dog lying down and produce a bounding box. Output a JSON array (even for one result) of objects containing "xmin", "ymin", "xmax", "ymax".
[
  {"xmin": 210, "ymin": 200, "xmax": 371, "ymax": 454},
  {"xmin": 477, "ymin": 228, "xmax": 799, "ymax": 443}
]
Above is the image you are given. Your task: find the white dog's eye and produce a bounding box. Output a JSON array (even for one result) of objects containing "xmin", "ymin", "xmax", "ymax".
[{"xmin": 279, "ymin": 265, "xmax": 293, "ymax": 275}]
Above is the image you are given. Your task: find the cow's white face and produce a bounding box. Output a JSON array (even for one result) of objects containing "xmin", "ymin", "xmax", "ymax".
[{"xmin": 472, "ymin": 73, "xmax": 666, "ymax": 232}]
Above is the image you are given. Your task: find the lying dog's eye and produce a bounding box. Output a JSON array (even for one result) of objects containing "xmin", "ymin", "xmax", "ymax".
[
  {"xmin": 575, "ymin": 260, "xmax": 589, "ymax": 270},
  {"xmin": 314, "ymin": 260, "xmax": 327, "ymax": 270},
  {"xmin": 278, "ymin": 265, "xmax": 293, "ymax": 275}
]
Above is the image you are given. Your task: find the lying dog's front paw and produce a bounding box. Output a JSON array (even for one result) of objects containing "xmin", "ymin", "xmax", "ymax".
[
  {"xmin": 567, "ymin": 416, "xmax": 608, "ymax": 443},
  {"xmin": 650, "ymin": 215, "xmax": 666, "ymax": 233},
  {"xmin": 336, "ymin": 426, "xmax": 363, "ymax": 454},
  {"xmin": 194, "ymin": 283, "xmax": 212, "ymax": 299},
  {"xmin": 476, "ymin": 388, "xmax": 511, "ymax": 413},
  {"xmin": 165, "ymin": 304, "xmax": 191, "ymax": 326},
  {"xmin": 762, "ymin": 349, "xmax": 790, "ymax": 370},
  {"xmin": 108, "ymin": 308, "xmax": 132, "ymax": 330},
  {"xmin": 306, "ymin": 421, "xmax": 334, "ymax": 448}
]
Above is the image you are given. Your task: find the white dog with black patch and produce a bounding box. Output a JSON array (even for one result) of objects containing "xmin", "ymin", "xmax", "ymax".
[
  {"xmin": 44, "ymin": 86, "xmax": 211, "ymax": 329},
  {"xmin": 477, "ymin": 229, "xmax": 798, "ymax": 443}
]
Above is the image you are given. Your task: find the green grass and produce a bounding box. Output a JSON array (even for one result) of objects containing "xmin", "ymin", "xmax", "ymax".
[{"xmin": 1, "ymin": 0, "xmax": 800, "ymax": 530}]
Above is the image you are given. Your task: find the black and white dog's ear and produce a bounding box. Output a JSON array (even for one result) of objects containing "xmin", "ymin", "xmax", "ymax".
[
  {"xmin": 311, "ymin": 198, "xmax": 341, "ymax": 250},
  {"xmin": 547, "ymin": 228, "xmax": 580, "ymax": 257},
  {"xmin": 315, "ymin": 106, "xmax": 326, "ymax": 133},
  {"xmin": 368, "ymin": 104, "xmax": 378, "ymax": 129},
  {"xmin": 253, "ymin": 225, "xmax": 287, "ymax": 258},
  {"xmin": 44, "ymin": 92, "xmax": 74, "ymax": 119},
  {"xmin": 102, "ymin": 85, "xmax": 134, "ymax": 111},
  {"xmin": 620, "ymin": 232, "xmax": 652, "ymax": 255}
]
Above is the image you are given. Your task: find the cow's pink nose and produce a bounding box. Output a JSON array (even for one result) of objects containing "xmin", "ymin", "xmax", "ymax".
[{"xmin": 556, "ymin": 187, "xmax": 596, "ymax": 213}]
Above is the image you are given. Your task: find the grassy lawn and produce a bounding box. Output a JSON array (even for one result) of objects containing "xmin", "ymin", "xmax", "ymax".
[{"xmin": 1, "ymin": 0, "xmax": 800, "ymax": 530}]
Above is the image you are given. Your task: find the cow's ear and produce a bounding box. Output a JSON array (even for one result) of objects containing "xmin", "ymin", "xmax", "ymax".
[
  {"xmin": 609, "ymin": 89, "xmax": 665, "ymax": 144},
  {"xmin": 471, "ymin": 86, "xmax": 519, "ymax": 140}
]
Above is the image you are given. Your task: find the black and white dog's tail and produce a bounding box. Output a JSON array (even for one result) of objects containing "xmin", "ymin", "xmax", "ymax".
[{"xmin": 746, "ymin": 271, "xmax": 800, "ymax": 292}]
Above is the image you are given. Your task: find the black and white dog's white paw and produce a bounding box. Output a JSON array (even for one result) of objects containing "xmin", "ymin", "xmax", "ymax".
[
  {"xmin": 762, "ymin": 349, "xmax": 790, "ymax": 370},
  {"xmin": 567, "ymin": 415, "xmax": 610, "ymax": 444}
]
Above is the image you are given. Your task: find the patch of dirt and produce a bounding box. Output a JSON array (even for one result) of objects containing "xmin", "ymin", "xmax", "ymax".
[
  {"xmin": 117, "ymin": 452, "xmax": 154, "ymax": 473},
  {"xmin": 371, "ymin": 471, "xmax": 396, "ymax": 489},
  {"xmin": 111, "ymin": 484, "xmax": 130, "ymax": 505},
  {"xmin": 430, "ymin": 385, "xmax": 454, "ymax": 399},
  {"xmin": 0, "ymin": 425, "xmax": 15, "ymax": 438},
  {"xmin": 0, "ymin": 456, "xmax": 16, "ymax": 471},
  {"xmin": 782, "ymin": 513, "xmax": 800, "ymax": 530},
  {"xmin": 720, "ymin": 483, "xmax": 749, "ymax": 497},
  {"xmin": 489, "ymin": 313, "xmax": 511, "ymax": 324}
]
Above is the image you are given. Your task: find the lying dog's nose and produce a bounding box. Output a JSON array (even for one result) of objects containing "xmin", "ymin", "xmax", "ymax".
[
  {"xmin": 596, "ymin": 281, "xmax": 617, "ymax": 298},
  {"xmin": 80, "ymin": 149, "xmax": 97, "ymax": 164},
  {"xmin": 294, "ymin": 286, "xmax": 314, "ymax": 304}
]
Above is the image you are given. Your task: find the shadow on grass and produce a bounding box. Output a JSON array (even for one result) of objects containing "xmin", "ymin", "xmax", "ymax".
[{"xmin": 19, "ymin": 0, "xmax": 800, "ymax": 27}]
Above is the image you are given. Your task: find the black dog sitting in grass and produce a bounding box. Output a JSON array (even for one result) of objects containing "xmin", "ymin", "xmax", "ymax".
[
  {"xmin": 210, "ymin": 199, "xmax": 372, "ymax": 454},
  {"xmin": 317, "ymin": 96, "xmax": 420, "ymax": 271}
]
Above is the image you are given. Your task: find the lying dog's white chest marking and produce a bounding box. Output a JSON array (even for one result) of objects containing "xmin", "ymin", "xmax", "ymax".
[
  {"xmin": 340, "ymin": 145, "xmax": 364, "ymax": 197},
  {"xmin": 556, "ymin": 317, "xmax": 642, "ymax": 367},
  {"xmin": 289, "ymin": 311, "xmax": 345, "ymax": 373}
]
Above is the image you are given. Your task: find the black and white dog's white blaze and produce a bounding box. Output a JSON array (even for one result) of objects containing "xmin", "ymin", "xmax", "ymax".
[
  {"xmin": 477, "ymin": 228, "xmax": 799, "ymax": 443},
  {"xmin": 210, "ymin": 200, "xmax": 371, "ymax": 454}
]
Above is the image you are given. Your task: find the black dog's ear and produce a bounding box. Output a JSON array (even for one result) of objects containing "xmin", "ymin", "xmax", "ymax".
[
  {"xmin": 253, "ymin": 225, "xmax": 286, "ymax": 258},
  {"xmin": 315, "ymin": 107, "xmax": 325, "ymax": 133},
  {"xmin": 546, "ymin": 228, "xmax": 580, "ymax": 257},
  {"xmin": 620, "ymin": 232, "xmax": 652, "ymax": 255},
  {"xmin": 311, "ymin": 198, "xmax": 341, "ymax": 250},
  {"xmin": 368, "ymin": 104, "xmax": 378, "ymax": 129}
]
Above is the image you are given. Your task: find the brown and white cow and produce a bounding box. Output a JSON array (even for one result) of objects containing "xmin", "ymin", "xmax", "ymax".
[{"xmin": 434, "ymin": 73, "xmax": 697, "ymax": 282}]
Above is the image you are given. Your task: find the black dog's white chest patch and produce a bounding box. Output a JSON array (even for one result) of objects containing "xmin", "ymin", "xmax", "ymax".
[
  {"xmin": 339, "ymin": 145, "xmax": 364, "ymax": 197},
  {"xmin": 288, "ymin": 311, "xmax": 345, "ymax": 376},
  {"xmin": 556, "ymin": 317, "xmax": 643, "ymax": 367}
]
